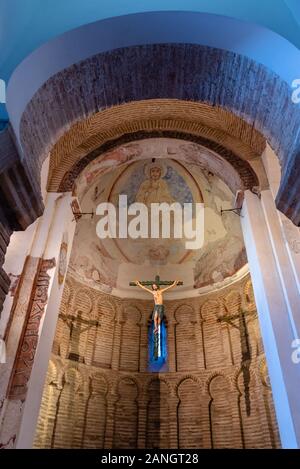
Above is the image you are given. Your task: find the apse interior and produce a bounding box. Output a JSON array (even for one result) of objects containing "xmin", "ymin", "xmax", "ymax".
[{"xmin": 33, "ymin": 137, "xmax": 280, "ymax": 449}]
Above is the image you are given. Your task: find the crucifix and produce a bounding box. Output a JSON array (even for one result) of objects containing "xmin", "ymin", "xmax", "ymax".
[
  {"xmin": 60, "ymin": 311, "xmax": 99, "ymax": 363},
  {"xmin": 130, "ymin": 275, "xmax": 183, "ymax": 362},
  {"xmin": 217, "ymin": 305, "xmax": 256, "ymax": 416}
]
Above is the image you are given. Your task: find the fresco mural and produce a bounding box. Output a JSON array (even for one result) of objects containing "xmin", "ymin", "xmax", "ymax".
[{"xmin": 69, "ymin": 138, "xmax": 247, "ymax": 296}]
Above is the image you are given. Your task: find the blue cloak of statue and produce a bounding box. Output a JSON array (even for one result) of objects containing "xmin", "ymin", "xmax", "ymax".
[{"xmin": 148, "ymin": 319, "xmax": 168, "ymax": 372}]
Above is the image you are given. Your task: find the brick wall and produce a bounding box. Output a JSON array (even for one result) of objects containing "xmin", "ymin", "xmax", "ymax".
[{"xmin": 34, "ymin": 274, "xmax": 280, "ymax": 449}]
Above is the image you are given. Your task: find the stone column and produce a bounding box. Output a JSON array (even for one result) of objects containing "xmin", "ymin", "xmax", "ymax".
[
  {"xmin": 262, "ymin": 145, "xmax": 300, "ymax": 294},
  {"xmin": 0, "ymin": 193, "xmax": 58, "ymax": 433},
  {"xmin": 13, "ymin": 193, "xmax": 76, "ymax": 448},
  {"xmin": 260, "ymin": 189, "xmax": 300, "ymax": 337},
  {"xmin": 241, "ymin": 189, "xmax": 300, "ymax": 448}
]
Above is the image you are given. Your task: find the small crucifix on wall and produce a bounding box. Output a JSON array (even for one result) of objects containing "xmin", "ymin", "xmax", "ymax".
[{"xmin": 60, "ymin": 311, "xmax": 99, "ymax": 363}]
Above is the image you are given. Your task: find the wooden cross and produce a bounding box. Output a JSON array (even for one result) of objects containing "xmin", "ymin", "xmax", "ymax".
[
  {"xmin": 129, "ymin": 275, "xmax": 183, "ymax": 287},
  {"xmin": 217, "ymin": 309, "xmax": 255, "ymax": 326},
  {"xmin": 218, "ymin": 307, "xmax": 256, "ymax": 417}
]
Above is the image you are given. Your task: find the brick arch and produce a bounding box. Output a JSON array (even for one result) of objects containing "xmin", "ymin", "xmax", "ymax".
[
  {"xmin": 207, "ymin": 373, "xmax": 239, "ymax": 448},
  {"xmin": 72, "ymin": 288, "xmax": 94, "ymax": 314},
  {"xmin": 63, "ymin": 367, "xmax": 83, "ymax": 391},
  {"xmin": 174, "ymin": 304, "xmax": 195, "ymax": 323},
  {"xmin": 119, "ymin": 305, "xmax": 142, "ymax": 372},
  {"xmin": 89, "ymin": 372, "xmax": 109, "ymax": 395},
  {"xmin": 177, "ymin": 377, "xmax": 203, "ymax": 449},
  {"xmin": 57, "ymin": 127, "xmax": 260, "ymax": 194},
  {"xmin": 175, "ymin": 375, "xmax": 202, "ymax": 396},
  {"xmin": 16, "ymin": 43, "xmax": 300, "ymax": 223},
  {"xmin": 51, "ymin": 367, "xmax": 84, "ymax": 448},
  {"xmin": 223, "ymin": 290, "xmax": 242, "ymax": 316},
  {"xmin": 123, "ymin": 305, "xmax": 142, "ymax": 324},
  {"xmin": 174, "ymin": 304, "xmax": 198, "ymax": 372},
  {"xmin": 96, "ymin": 298, "xmax": 116, "ymax": 321},
  {"xmin": 206, "ymin": 372, "xmax": 233, "ymax": 396},
  {"xmin": 200, "ymin": 299, "xmax": 221, "ymax": 321},
  {"xmin": 201, "ymin": 300, "xmax": 226, "ymax": 369},
  {"xmin": 146, "ymin": 376, "xmax": 174, "ymax": 397},
  {"xmin": 113, "ymin": 375, "xmax": 141, "ymax": 397},
  {"xmin": 48, "ymin": 99, "xmax": 263, "ymax": 189},
  {"xmin": 92, "ymin": 298, "xmax": 115, "ymax": 369},
  {"xmin": 113, "ymin": 376, "xmax": 139, "ymax": 449},
  {"xmin": 82, "ymin": 373, "xmax": 108, "ymax": 449}
]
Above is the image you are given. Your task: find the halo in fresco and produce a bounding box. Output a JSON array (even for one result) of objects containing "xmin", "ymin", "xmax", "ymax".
[{"xmin": 69, "ymin": 138, "xmax": 247, "ymax": 296}]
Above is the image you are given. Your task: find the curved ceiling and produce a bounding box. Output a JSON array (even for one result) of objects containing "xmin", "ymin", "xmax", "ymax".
[
  {"xmin": 13, "ymin": 39, "xmax": 300, "ymax": 224},
  {"xmin": 5, "ymin": 10, "xmax": 300, "ymax": 133},
  {"xmin": 0, "ymin": 6, "xmax": 299, "ymax": 224},
  {"xmin": 46, "ymin": 100, "xmax": 263, "ymax": 192},
  {"xmin": 1, "ymin": 1, "xmax": 300, "ymax": 87},
  {"xmin": 70, "ymin": 137, "xmax": 249, "ymax": 298}
]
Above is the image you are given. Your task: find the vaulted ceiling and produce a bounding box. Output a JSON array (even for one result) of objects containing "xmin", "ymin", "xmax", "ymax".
[{"xmin": 0, "ymin": 5, "xmax": 299, "ymax": 225}]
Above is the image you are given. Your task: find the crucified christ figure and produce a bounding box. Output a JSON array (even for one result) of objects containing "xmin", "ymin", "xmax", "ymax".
[
  {"xmin": 134, "ymin": 279, "xmax": 180, "ymax": 333},
  {"xmin": 130, "ymin": 275, "xmax": 182, "ymax": 362}
]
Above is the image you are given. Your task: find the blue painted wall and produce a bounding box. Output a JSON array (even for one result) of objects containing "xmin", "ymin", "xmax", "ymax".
[{"xmin": 1, "ymin": 1, "xmax": 300, "ymax": 119}]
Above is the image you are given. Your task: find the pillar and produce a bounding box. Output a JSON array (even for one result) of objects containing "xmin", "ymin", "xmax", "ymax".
[
  {"xmin": 0, "ymin": 192, "xmax": 76, "ymax": 449},
  {"xmin": 241, "ymin": 189, "xmax": 300, "ymax": 448}
]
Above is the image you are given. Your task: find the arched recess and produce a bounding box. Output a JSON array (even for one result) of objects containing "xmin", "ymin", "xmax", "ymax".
[
  {"xmin": 119, "ymin": 306, "xmax": 142, "ymax": 372},
  {"xmin": 223, "ymin": 291, "xmax": 244, "ymax": 365},
  {"xmin": 92, "ymin": 299, "xmax": 115, "ymax": 369},
  {"xmin": 51, "ymin": 367, "xmax": 83, "ymax": 448},
  {"xmin": 177, "ymin": 377, "xmax": 202, "ymax": 449},
  {"xmin": 174, "ymin": 305, "xmax": 197, "ymax": 372},
  {"xmin": 82, "ymin": 373, "xmax": 108, "ymax": 449},
  {"xmin": 208, "ymin": 374, "xmax": 240, "ymax": 449},
  {"xmin": 201, "ymin": 300, "xmax": 227, "ymax": 369},
  {"xmin": 113, "ymin": 377, "xmax": 139, "ymax": 449},
  {"xmin": 33, "ymin": 360, "xmax": 58, "ymax": 449}
]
